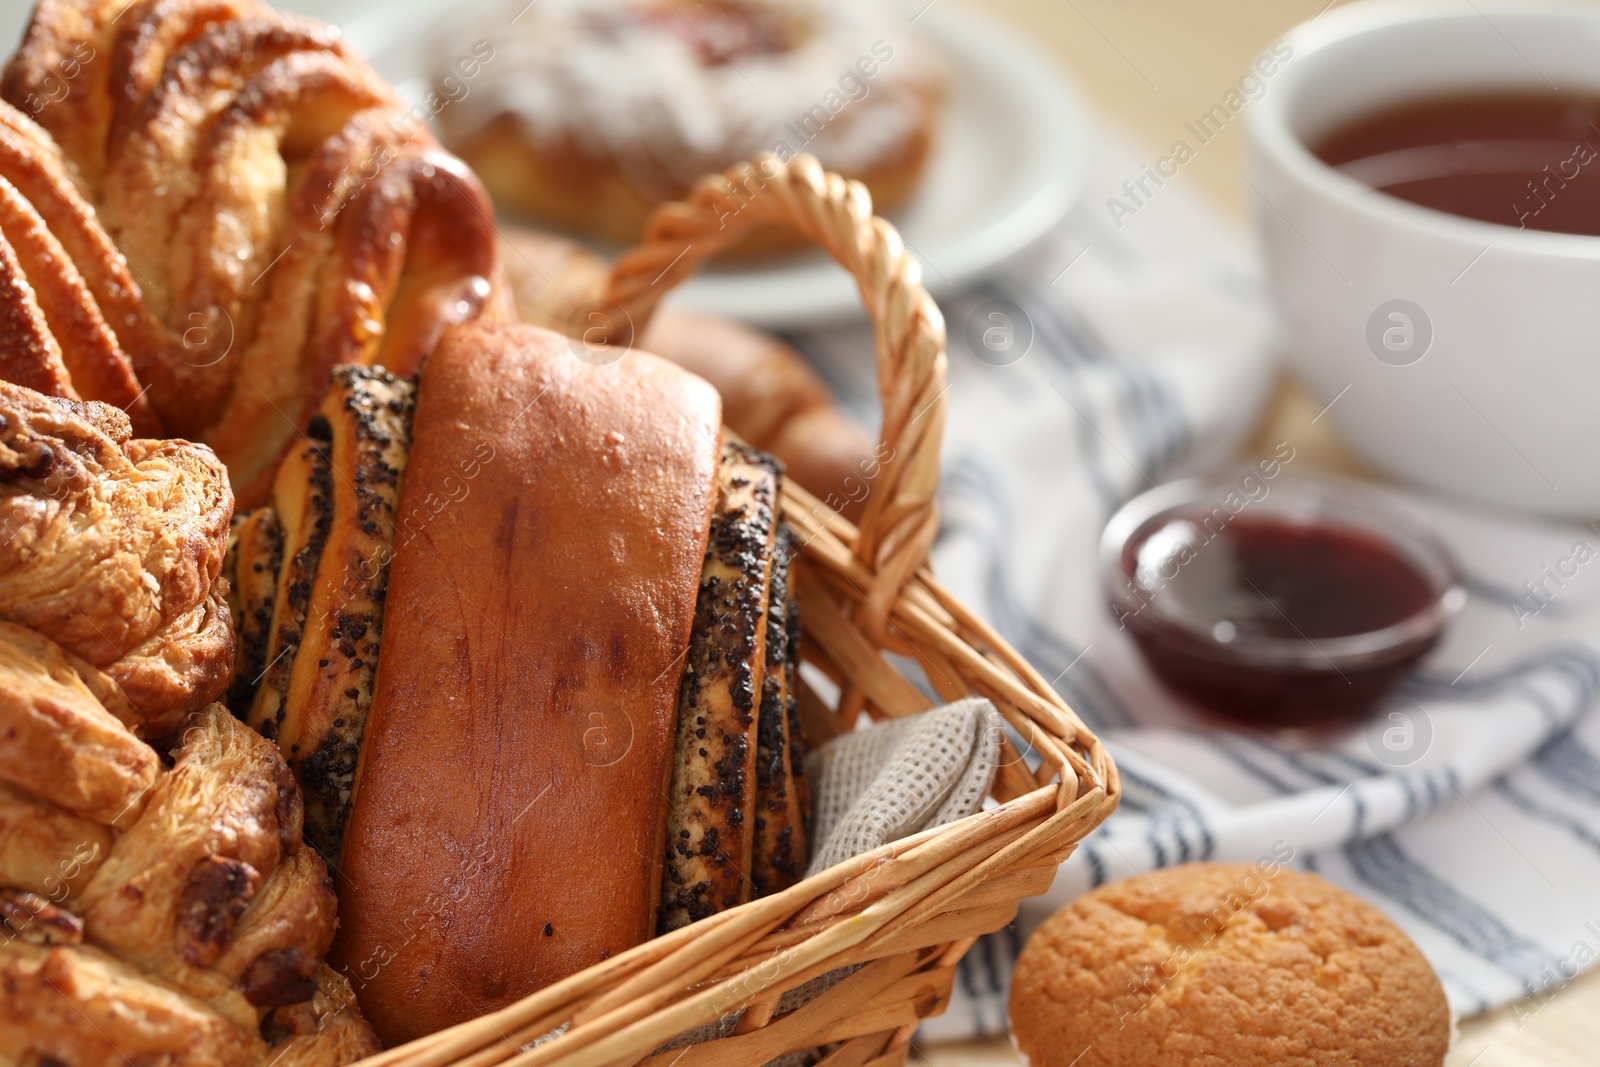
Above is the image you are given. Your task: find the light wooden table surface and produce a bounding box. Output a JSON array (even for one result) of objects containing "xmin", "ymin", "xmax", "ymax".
[{"xmin": 915, "ymin": 1, "xmax": 1600, "ymax": 1064}]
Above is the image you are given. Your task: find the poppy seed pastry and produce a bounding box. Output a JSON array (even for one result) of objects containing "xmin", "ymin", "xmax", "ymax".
[
  {"xmin": 1010, "ymin": 862, "xmax": 1450, "ymax": 1067},
  {"xmin": 325, "ymin": 323, "xmax": 810, "ymax": 1044}
]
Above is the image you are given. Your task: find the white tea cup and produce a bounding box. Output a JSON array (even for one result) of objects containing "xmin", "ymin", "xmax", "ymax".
[{"xmin": 1249, "ymin": 0, "xmax": 1600, "ymax": 517}]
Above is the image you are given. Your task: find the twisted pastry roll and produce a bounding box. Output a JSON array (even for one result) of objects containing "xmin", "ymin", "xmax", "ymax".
[
  {"xmin": 201, "ymin": 145, "xmax": 492, "ymax": 501},
  {"xmin": 751, "ymin": 527, "xmax": 807, "ymax": 897},
  {"xmin": 1, "ymin": 0, "xmax": 503, "ymax": 501},
  {"xmin": 660, "ymin": 442, "xmax": 781, "ymax": 932},
  {"xmin": 1, "ymin": 0, "xmax": 129, "ymax": 188},
  {"xmin": 0, "ymin": 103, "xmax": 163, "ymax": 432},
  {"xmin": 235, "ymin": 366, "xmax": 416, "ymax": 858},
  {"xmin": 225, "ymin": 505, "xmax": 285, "ymax": 712}
]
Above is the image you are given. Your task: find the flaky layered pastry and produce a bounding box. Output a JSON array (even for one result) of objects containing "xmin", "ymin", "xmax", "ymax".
[
  {"xmin": 0, "ymin": 381, "xmax": 232, "ymax": 737},
  {"xmin": 0, "ymin": 706, "xmax": 377, "ymax": 1067},
  {"xmin": 0, "ymin": 621, "xmax": 157, "ymax": 829},
  {"xmin": 0, "ymin": 644, "xmax": 371, "ymax": 1067},
  {"xmin": 0, "ymin": 0, "xmax": 504, "ymax": 502},
  {"xmin": 0, "ymin": 374, "xmax": 373, "ymax": 1066}
]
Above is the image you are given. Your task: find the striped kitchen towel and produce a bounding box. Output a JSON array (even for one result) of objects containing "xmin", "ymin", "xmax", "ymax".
[{"xmin": 783, "ymin": 132, "xmax": 1600, "ymax": 1039}]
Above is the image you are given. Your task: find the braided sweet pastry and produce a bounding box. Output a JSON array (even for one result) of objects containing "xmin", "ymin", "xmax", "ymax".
[
  {"xmin": 0, "ymin": 0, "xmax": 504, "ymax": 504},
  {"xmin": 0, "ymin": 381, "xmax": 374, "ymax": 1066}
]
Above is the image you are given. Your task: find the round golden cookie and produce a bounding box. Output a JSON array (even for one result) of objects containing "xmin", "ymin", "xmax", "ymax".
[{"xmin": 1010, "ymin": 862, "xmax": 1450, "ymax": 1067}]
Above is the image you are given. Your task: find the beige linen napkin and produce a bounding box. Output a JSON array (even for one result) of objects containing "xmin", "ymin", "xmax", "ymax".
[{"xmin": 652, "ymin": 697, "xmax": 1004, "ymax": 1060}]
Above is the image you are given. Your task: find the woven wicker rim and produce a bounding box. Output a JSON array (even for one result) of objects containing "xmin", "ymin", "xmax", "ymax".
[{"xmin": 356, "ymin": 154, "xmax": 1119, "ymax": 1067}]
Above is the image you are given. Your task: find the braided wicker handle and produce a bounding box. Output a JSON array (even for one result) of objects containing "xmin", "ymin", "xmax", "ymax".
[{"xmin": 599, "ymin": 153, "xmax": 948, "ymax": 633}]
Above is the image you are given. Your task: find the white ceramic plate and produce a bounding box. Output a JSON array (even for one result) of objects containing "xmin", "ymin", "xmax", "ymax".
[{"xmin": 324, "ymin": 0, "xmax": 1094, "ymax": 328}]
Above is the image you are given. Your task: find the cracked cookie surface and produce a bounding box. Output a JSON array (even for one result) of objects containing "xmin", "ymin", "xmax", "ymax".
[{"xmin": 1010, "ymin": 862, "xmax": 1451, "ymax": 1067}]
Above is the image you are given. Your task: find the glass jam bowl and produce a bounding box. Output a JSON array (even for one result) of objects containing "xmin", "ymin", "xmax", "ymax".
[{"xmin": 1100, "ymin": 473, "xmax": 1465, "ymax": 727}]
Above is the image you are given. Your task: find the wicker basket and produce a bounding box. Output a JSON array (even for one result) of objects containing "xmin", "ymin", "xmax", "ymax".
[{"xmin": 357, "ymin": 154, "xmax": 1120, "ymax": 1067}]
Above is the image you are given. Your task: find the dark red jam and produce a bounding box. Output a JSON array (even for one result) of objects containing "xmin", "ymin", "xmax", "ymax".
[{"xmin": 1114, "ymin": 515, "xmax": 1447, "ymax": 726}]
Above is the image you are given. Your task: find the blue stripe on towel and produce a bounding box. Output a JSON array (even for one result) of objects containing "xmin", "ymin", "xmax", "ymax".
[
  {"xmin": 1494, "ymin": 778, "xmax": 1600, "ymax": 859},
  {"xmin": 1112, "ymin": 761, "xmax": 1217, "ymax": 860},
  {"xmin": 1082, "ymin": 841, "xmax": 1109, "ymax": 888},
  {"xmin": 1405, "ymin": 645, "xmax": 1600, "ymax": 708},
  {"xmin": 1223, "ymin": 734, "xmax": 1373, "ymax": 836},
  {"xmin": 1153, "ymin": 810, "xmax": 1190, "ymax": 864},
  {"xmin": 1530, "ymin": 732, "xmax": 1600, "ymax": 807},
  {"xmin": 954, "ymin": 920, "xmax": 1022, "ymax": 1037},
  {"xmin": 1395, "ymin": 768, "xmax": 1454, "ymax": 823},
  {"xmin": 1191, "ymin": 734, "xmax": 1305, "ymax": 795},
  {"xmin": 1344, "ymin": 833, "xmax": 1562, "ymax": 993},
  {"xmin": 938, "ymin": 455, "xmax": 1136, "ymax": 731}
]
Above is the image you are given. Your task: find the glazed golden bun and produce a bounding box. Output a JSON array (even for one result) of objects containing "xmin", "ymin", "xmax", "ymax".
[
  {"xmin": 1010, "ymin": 863, "xmax": 1451, "ymax": 1067},
  {"xmin": 496, "ymin": 226, "xmax": 876, "ymax": 520},
  {"xmin": 640, "ymin": 311, "xmax": 876, "ymax": 522},
  {"xmin": 330, "ymin": 322, "xmax": 722, "ymax": 1046}
]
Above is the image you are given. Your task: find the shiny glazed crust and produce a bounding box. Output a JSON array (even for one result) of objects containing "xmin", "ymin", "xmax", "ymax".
[
  {"xmin": 0, "ymin": 0, "xmax": 503, "ymax": 502},
  {"xmin": 331, "ymin": 322, "xmax": 722, "ymax": 1045},
  {"xmin": 495, "ymin": 224, "xmax": 876, "ymax": 521}
]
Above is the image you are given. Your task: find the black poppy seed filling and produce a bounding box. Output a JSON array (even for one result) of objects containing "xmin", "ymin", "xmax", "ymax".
[
  {"xmin": 289, "ymin": 367, "xmax": 416, "ymax": 859},
  {"xmin": 224, "ymin": 366, "xmax": 418, "ymax": 859},
  {"xmin": 659, "ymin": 442, "xmax": 780, "ymax": 932},
  {"xmin": 751, "ymin": 522, "xmax": 806, "ymax": 895},
  {"xmin": 225, "ymin": 384, "xmax": 812, "ymax": 930},
  {"xmin": 250, "ymin": 420, "xmax": 334, "ymax": 742},
  {"xmin": 225, "ymin": 506, "xmax": 286, "ymax": 714},
  {"xmin": 782, "ymin": 556, "xmax": 811, "ymax": 839}
]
